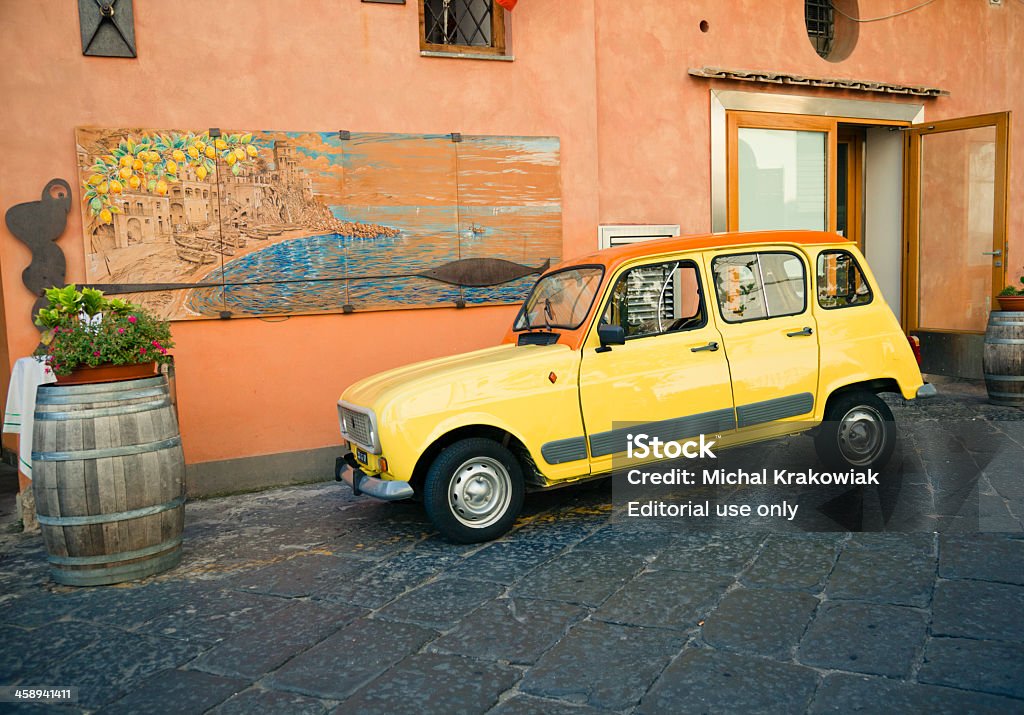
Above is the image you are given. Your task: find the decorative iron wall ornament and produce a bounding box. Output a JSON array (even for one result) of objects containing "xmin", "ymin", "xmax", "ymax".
[
  {"xmin": 78, "ymin": 0, "xmax": 137, "ymax": 58},
  {"xmin": 5, "ymin": 179, "xmax": 71, "ymax": 323}
]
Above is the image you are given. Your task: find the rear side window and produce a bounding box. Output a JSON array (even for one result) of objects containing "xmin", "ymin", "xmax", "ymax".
[
  {"xmin": 600, "ymin": 260, "xmax": 707, "ymax": 339},
  {"xmin": 817, "ymin": 251, "xmax": 873, "ymax": 309},
  {"xmin": 712, "ymin": 251, "xmax": 807, "ymax": 323}
]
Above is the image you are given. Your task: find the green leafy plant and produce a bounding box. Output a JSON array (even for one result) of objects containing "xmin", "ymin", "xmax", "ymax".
[
  {"xmin": 998, "ymin": 273, "xmax": 1024, "ymax": 297},
  {"xmin": 34, "ymin": 286, "xmax": 174, "ymax": 376}
]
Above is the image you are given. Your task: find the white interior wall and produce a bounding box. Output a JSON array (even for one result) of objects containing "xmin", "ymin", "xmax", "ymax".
[{"xmin": 863, "ymin": 127, "xmax": 905, "ymax": 318}]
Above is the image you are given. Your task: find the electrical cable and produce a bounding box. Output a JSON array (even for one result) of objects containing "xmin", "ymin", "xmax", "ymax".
[{"xmin": 830, "ymin": 0, "xmax": 938, "ymax": 23}]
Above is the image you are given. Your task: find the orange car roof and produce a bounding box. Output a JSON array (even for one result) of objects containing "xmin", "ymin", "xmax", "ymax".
[{"xmin": 556, "ymin": 230, "xmax": 850, "ymax": 274}]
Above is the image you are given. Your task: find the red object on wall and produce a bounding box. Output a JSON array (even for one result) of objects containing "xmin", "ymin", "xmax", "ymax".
[{"xmin": 496, "ymin": 0, "xmax": 517, "ymax": 10}]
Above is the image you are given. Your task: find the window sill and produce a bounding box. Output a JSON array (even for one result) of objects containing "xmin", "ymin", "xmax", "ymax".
[{"xmin": 420, "ymin": 50, "xmax": 514, "ymax": 62}]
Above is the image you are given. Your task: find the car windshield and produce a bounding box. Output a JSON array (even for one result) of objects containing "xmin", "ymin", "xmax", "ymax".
[{"xmin": 514, "ymin": 266, "xmax": 604, "ymax": 331}]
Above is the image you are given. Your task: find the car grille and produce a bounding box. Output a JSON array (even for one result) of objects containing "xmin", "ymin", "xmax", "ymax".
[{"xmin": 341, "ymin": 407, "xmax": 372, "ymax": 448}]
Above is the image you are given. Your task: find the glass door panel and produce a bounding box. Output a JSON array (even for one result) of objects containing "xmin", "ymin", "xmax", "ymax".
[
  {"xmin": 737, "ymin": 128, "xmax": 827, "ymax": 231},
  {"xmin": 905, "ymin": 113, "xmax": 1009, "ymax": 334},
  {"xmin": 918, "ymin": 126, "xmax": 996, "ymax": 332}
]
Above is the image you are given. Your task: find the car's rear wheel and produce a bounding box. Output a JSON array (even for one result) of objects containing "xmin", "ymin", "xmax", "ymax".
[
  {"xmin": 423, "ymin": 438, "xmax": 524, "ymax": 543},
  {"xmin": 814, "ymin": 391, "xmax": 896, "ymax": 470}
]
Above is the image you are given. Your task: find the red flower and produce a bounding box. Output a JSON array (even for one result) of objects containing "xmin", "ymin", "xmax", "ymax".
[
  {"xmin": 93, "ymin": 351, "xmax": 101, "ymax": 357},
  {"xmin": 139, "ymin": 347, "xmax": 147, "ymax": 354},
  {"xmin": 118, "ymin": 327, "xmax": 126, "ymax": 334},
  {"xmin": 128, "ymin": 315, "xmax": 138, "ymax": 324}
]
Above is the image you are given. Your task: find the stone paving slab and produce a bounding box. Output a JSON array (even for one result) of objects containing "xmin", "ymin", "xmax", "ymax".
[
  {"xmin": 40, "ymin": 630, "xmax": 206, "ymax": 709},
  {"xmin": 740, "ymin": 534, "xmax": 842, "ymax": 591},
  {"xmin": 0, "ymin": 621, "xmax": 107, "ymax": 684},
  {"xmin": 313, "ymin": 549, "xmax": 462, "ymax": 609},
  {"xmin": 637, "ymin": 647, "xmax": 819, "ymax": 715},
  {"xmin": 375, "ymin": 577, "xmax": 505, "ymax": 630},
  {"xmin": 265, "ymin": 617, "xmax": 437, "ymax": 701},
  {"xmin": 809, "ymin": 673, "xmax": 1022, "ymax": 714},
  {"xmin": 488, "ymin": 693, "xmax": 610, "ymax": 715},
  {"xmin": 825, "ymin": 538, "xmax": 936, "ymax": 607},
  {"xmin": 520, "ymin": 620, "xmax": 686, "ymax": 710},
  {"xmin": 210, "ymin": 687, "xmax": 330, "ymax": 715},
  {"xmin": 101, "ymin": 668, "xmax": 248, "ymax": 715},
  {"xmin": 918, "ymin": 637, "xmax": 1024, "ymax": 699},
  {"xmin": 931, "ymin": 579, "xmax": 1024, "ymax": 642},
  {"xmin": 190, "ymin": 598, "xmax": 366, "ymax": 679},
  {"xmin": 335, "ymin": 653, "xmax": 519, "ymax": 715},
  {"xmin": 446, "ymin": 539, "xmax": 565, "ymax": 585},
  {"xmin": 938, "ymin": 533, "xmax": 1024, "ymax": 585},
  {"xmin": 222, "ymin": 553, "xmax": 367, "ymax": 598},
  {"xmin": 700, "ymin": 587, "xmax": 819, "ymax": 658},
  {"xmin": 135, "ymin": 587, "xmax": 290, "ymax": 646},
  {"xmin": 428, "ymin": 597, "xmax": 586, "ymax": 665},
  {"xmin": 510, "ymin": 551, "xmax": 646, "ymax": 606},
  {"xmin": 798, "ymin": 601, "xmax": 929, "ymax": 678},
  {"xmin": 651, "ymin": 534, "xmax": 765, "ymax": 575},
  {"xmin": 592, "ymin": 569, "xmax": 732, "ymax": 631}
]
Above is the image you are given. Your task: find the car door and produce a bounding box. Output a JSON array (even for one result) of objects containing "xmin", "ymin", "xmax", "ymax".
[
  {"xmin": 578, "ymin": 256, "xmax": 736, "ymax": 475},
  {"xmin": 704, "ymin": 247, "xmax": 820, "ymax": 444}
]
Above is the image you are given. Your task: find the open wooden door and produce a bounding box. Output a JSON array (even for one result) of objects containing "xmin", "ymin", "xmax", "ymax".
[{"xmin": 903, "ymin": 112, "xmax": 1010, "ymax": 376}]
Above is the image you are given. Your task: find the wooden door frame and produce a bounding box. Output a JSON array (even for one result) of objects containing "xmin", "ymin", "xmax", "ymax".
[
  {"xmin": 837, "ymin": 127, "xmax": 865, "ymax": 250},
  {"xmin": 902, "ymin": 112, "xmax": 1010, "ymax": 333},
  {"xmin": 725, "ymin": 111, "xmax": 902, "ymax": 236}
]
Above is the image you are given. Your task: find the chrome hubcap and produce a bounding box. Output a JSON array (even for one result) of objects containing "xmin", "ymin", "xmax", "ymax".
[
  {"xmin": 837, "ymin": 406, "xmax": 884, "ymax": 466},
  {"xmin": 449, "ymin": 456, "xmax": 511, "ymax": 528}
]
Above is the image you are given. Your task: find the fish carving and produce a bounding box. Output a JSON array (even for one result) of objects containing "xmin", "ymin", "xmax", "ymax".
[
  {"xmin": 5, "ymin": 179, "xmax": 71, "ymax": 323},
  {"xmin": 416, "ymin": 257, "xmax": 550, "ymax": 287}
]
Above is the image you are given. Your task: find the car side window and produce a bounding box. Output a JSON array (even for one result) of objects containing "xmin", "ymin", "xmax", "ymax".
[
  {"xmin": 713, "ymin": 251, "xmax": 807, "ymax": 323},
  {"xmin": 817, "ymin": 250, "xmax": 873, "ymax": 309},
  {"xmin": 601, "ymin": 260, "xmax": 707, "ymax": 339}
]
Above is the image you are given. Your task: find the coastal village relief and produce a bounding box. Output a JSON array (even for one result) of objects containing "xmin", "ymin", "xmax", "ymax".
[{"xmin": 75, "ymin": 127, "xmax": 562, "ymax": 321}]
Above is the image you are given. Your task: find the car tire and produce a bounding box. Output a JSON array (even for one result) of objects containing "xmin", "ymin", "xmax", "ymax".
[
  {"xmin": 423, "ymin": 438, "xmax": 525, "ymax": 543},
  {"xmin": 814, "ymin": 391, "xmax": 896, "ymax": 470}
]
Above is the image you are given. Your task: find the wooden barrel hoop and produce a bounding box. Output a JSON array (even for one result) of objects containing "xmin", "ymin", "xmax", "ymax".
[
  {"xmin": 983, "ymin": 311, "xmax": 1024, "ymax": 407},
  {"xmin": 32, "ymin": 375, "xmax": 185, "ymax": 586}
]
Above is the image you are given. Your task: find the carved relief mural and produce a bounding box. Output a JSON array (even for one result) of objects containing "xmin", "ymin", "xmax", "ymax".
[{"xmin": 75, "ymin": 127, "xmax": 562, "ymax": 320}]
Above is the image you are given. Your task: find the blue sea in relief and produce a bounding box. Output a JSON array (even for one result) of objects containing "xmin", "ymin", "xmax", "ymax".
[
  {"xmin": 185, "ymin": 231, "xmax": 542, "ymax": 317},
  {"xmin": 185, "ymin": 201, "xmax": 560, "ymax": 317}
]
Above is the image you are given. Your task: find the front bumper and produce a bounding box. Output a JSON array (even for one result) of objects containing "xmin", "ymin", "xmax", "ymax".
[{"xmin": 335, "ymin": 452, "xmax": 415, "ymax": 500}]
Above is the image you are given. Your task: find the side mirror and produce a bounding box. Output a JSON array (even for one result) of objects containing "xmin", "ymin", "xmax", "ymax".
[{"xmin": 597, "ymin": 324, "xmax": 625, "ymax": 352}]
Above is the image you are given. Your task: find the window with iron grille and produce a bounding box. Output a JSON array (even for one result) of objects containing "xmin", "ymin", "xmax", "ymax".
[
  {"xmin": 804, "ymin": 0, "xmax": 834, "ymax": 59},
  {"xmin": 420, "ymin": 0, "xmax": 506, "ymax": 55}
]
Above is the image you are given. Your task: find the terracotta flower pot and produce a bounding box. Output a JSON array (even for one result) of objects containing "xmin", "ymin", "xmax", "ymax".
[
  {"xmin": 55, "ymin": 362, "xmax": 158, "ymax": 386},
  {"xmin": 996, "ymin": 295, "xmax": 1024, "ymax": 312}
]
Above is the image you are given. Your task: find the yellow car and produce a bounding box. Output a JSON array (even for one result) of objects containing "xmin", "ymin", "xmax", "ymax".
[{"xmin": 336, "ymin": 230, "xmax": 933, "ymax": 542}]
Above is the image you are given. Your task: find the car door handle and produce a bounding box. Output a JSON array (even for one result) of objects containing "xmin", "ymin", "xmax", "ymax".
[
  {"xmin": 690, "ymin": 341, "xmax": 719, "ymax": 352},
  {"xmin": 787, "ymin": 327, "xmax": 814, "ymax": 337}
]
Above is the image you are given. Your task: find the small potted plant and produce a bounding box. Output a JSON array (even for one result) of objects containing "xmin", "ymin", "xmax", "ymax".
[
  {"xmin": 34, "ymin": 285, "xmax": 174, "ymax": 385},
  {"xmin": 997, "ymin": 272, "xmax": 1024, "ymax": 312}
]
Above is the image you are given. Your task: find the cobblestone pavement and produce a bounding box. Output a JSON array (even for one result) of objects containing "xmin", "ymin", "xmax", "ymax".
[{"xmin": 1, "ymin": 380, "xmax": 1022, "ymax": 713}]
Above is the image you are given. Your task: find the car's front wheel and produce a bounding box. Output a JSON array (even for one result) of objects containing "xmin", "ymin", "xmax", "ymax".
[
  {"xmin": 814, "ymin": 391, "xmax": 896, "ymax": 470},
  {"xmin": 423, "ymin": 438, "xmax": 525, "ymax": 543}
]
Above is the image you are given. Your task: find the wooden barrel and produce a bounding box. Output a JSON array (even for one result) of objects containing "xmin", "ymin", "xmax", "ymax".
[
  {"xmin": 31, "ymin": 375, "xmax": 185, "ymax": 586},
  {"xmin": 983, "ymin": 311, "xmax": 1024, "ymax": 407}
]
